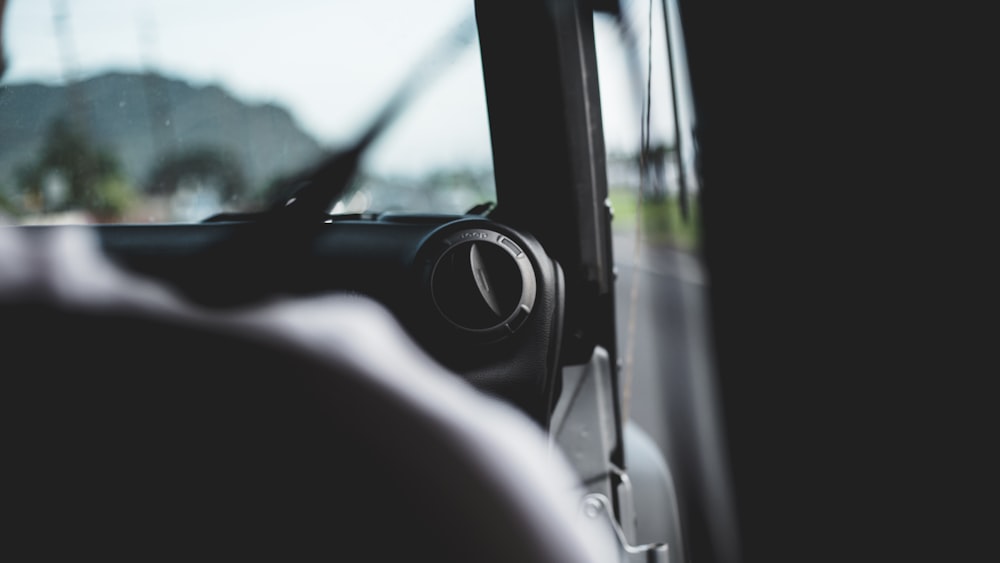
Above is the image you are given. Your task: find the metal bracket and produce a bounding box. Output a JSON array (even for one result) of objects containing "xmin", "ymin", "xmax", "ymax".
[{"xmin": 581, "ymin": 493, "xmax": 669, "ymax": 563}]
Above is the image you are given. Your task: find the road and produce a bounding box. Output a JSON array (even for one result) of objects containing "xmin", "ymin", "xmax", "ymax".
[
  {"xmin": 612, "ymin": 230, "xmax": 741, "ymax": 558},
  {"xmin": 613, "ymin": 231, "xmax": 707, "ymax": 455}
]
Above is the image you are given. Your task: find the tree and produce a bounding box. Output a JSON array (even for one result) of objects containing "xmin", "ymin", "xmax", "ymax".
[
  {"xmin": 16, "ymin": 116, "xmax": 132, "ymax": 220},
  {"xmin": 145, "ymin": 148, "xmax": 246, "ymax": 201},
  {"xmin": 0, "ymin": 185, "xmax": 21, "ymax": 218}
]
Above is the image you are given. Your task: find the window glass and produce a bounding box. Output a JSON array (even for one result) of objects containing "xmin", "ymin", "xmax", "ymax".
[
  {"xmin": 594, "ymin": 1, "xmax": 698, "ymax": 251},
  {"xmin": 0, "ymin": 0, "xmax": 494, "ymax": 224},
  {"xmin": 595, "ymin": 0, "xmax": 710, "ymax": 462}
]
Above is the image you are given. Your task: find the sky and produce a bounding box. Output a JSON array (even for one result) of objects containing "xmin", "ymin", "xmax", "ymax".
[{"xmin": 3, "ymin": 0, "xmax": 676, "ymax": 176}]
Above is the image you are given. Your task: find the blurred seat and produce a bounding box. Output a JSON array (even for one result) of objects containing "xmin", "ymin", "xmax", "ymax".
[{"xmin": 0, "ymin": 227, "xmax": 617, "ymax": 562}]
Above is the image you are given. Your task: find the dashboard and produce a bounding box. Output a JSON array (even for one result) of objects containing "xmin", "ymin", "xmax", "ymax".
[{"xmin": 69, "ymin": 214, "xmax": 566, "ymax": 427}]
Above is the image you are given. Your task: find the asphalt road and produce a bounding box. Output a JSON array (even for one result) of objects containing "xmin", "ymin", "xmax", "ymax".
[
  {"xmin": 613, "ymin": 231, "xmax": 708, "ymax": 453},
  {"xmin": 613, "ymin": 230, "xmax": 742, "ymax": 560}
]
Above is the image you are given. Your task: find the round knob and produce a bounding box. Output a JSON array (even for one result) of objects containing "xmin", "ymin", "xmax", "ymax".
[{"xmin": 428, "ymin": 229, "xmax": 536, "ymax": 339}]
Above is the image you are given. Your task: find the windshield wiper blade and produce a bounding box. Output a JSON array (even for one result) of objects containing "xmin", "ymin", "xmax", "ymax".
[{"xmin": 263, "ymin": 13, "xmax": 477, "ymax": 223}]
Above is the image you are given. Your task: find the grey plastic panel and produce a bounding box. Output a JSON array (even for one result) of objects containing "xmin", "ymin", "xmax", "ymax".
[
  {"xmin": 551, "ymin": 347, "xmax": 682, "ymax": 561},
  {"xmin": 550, "ymin": 346, "xmax": 619, "ymax": 500},
  {"xmin": 625, "ymin": 423, "xmax": 685, "ymax": 562}
]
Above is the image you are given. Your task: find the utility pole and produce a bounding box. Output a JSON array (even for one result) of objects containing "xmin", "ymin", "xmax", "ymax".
[
  {"xmin": 51, "ymin": 0, "xmax": 90, "ymax": 136},
  {"xmin": 662, "ymin": 0, "xmax": 690, "ymax": 221}
]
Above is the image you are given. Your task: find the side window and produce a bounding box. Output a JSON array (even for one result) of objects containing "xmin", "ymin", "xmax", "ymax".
[
  {"xmin": 595, "ymin": 0, "xmax": 710, "ymax": 478},
  {"xmin": 594, "ymin": 0, "xmax": 699, "ymax": 252}
]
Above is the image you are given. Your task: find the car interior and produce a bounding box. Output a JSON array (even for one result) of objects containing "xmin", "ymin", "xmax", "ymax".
[{"xmin": 0, "ymin": 0, "xmax": 763, "ymax": 562}]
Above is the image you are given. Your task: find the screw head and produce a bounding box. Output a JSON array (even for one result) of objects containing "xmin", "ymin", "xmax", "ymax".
[{"xmin": 582, "ymin": 497, "xmax": 603, "ymax": 519}]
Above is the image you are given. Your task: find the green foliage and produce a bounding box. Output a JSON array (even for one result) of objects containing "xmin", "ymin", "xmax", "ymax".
[
  {"xmin": 146, "ymin": 147, "xmax": 247, "ymax": 200},
  {"xmin": 608, "ymin": 187, "xmax": 700, "ymax": 251},
  {"xmin": 14, "ymin": 116, "xmax": 133, "ymax": 220},
  {"xmin": 0, "ymin": 186, "xmax": 21, "ymax": 218},
  {"xmin": 88, "ymin": 175, "xmax": 134, "ymax": 219}
]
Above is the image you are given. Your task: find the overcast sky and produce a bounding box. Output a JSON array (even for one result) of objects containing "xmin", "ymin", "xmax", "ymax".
[{"xmin": 3, "ymin": 0, "xmax": 674, "ymax": 176}]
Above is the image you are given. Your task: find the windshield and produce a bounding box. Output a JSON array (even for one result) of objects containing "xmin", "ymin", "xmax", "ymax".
[{"xmin": 0, "ymin": 0, "xmax": 494, "ymax": 224}]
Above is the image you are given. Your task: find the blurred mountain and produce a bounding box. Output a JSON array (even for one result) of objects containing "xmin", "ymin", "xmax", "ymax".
[{"xmin": 0, "ymin": 71, "xmax": 324, "ymax": 195}]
